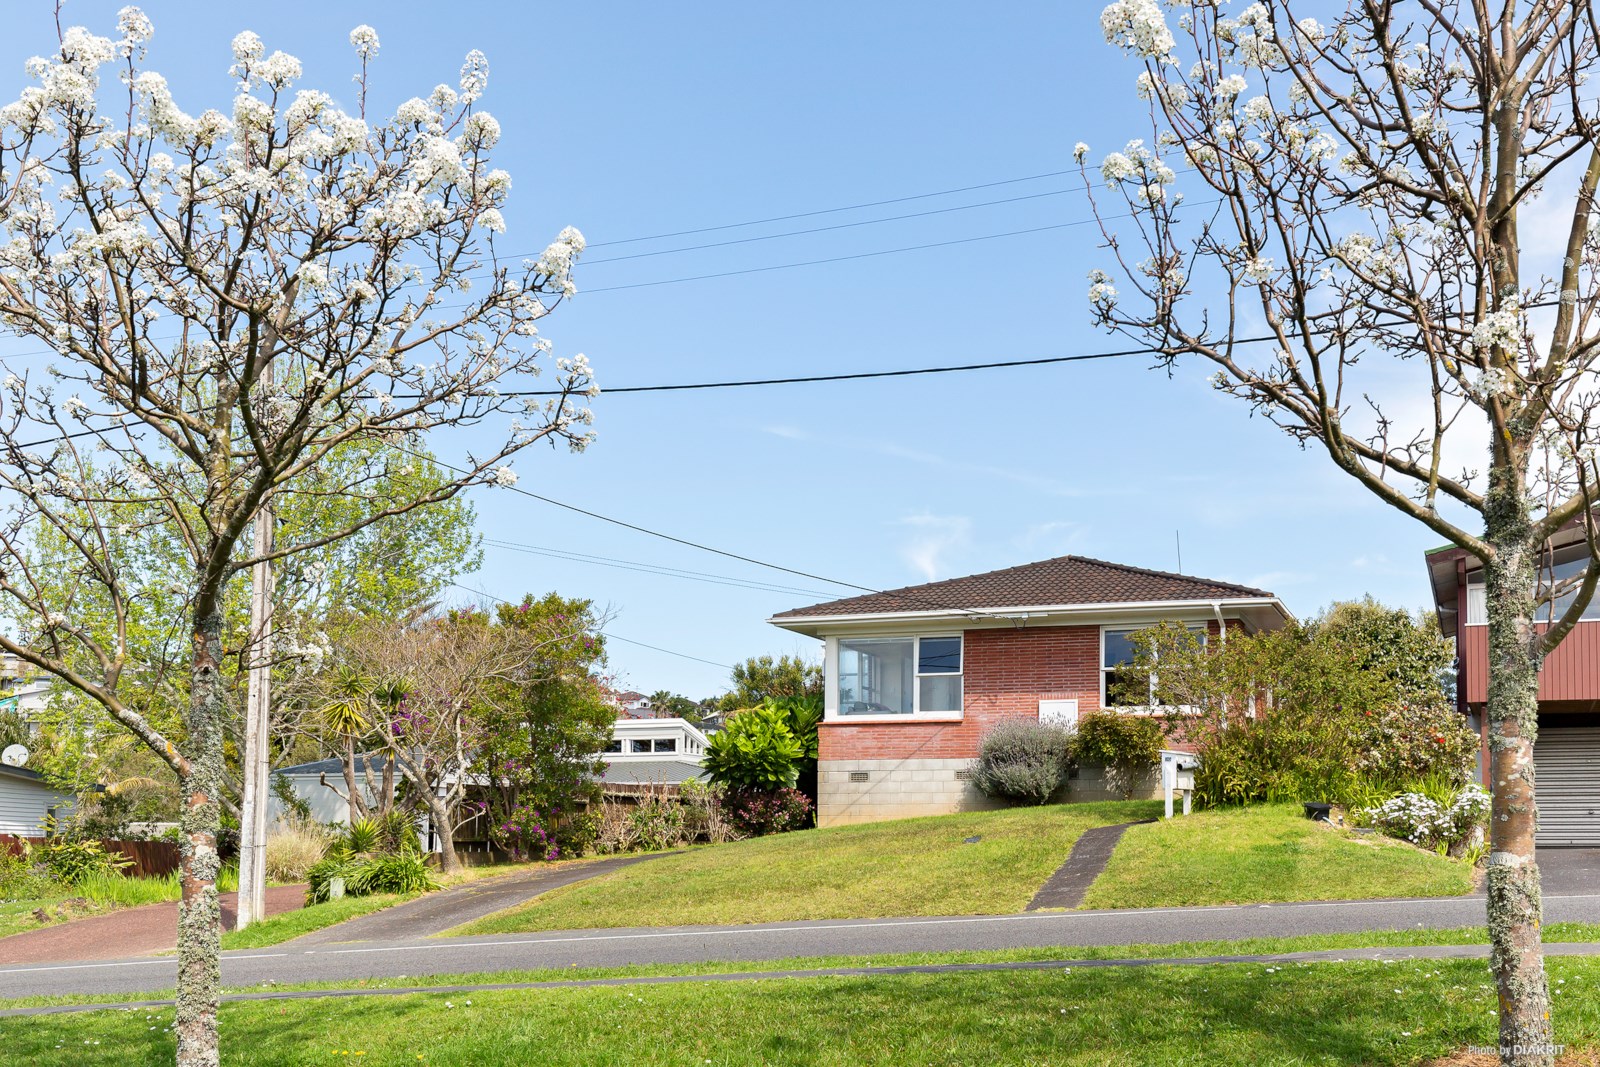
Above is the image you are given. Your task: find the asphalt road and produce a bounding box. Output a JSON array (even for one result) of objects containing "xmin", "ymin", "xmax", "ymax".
[{"xmin": 5, "ymin": 891, "xmax": 1599, "ymax": 1001}]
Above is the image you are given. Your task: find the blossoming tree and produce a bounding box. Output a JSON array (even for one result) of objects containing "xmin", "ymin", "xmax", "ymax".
[
  {"xmin": 0, "ymin": 11, "xmax": 594, "ymax": 1066},
  {"xmin": 1088, "ymin": 1, "xmax": 1600, "ymax": 1062}
]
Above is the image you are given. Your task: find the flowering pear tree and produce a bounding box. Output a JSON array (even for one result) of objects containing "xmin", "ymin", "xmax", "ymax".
[
  {"xmin": 0, "ymin": 11, "xmax": 595, "ymax": 1065},
  {"xmin": 1087, "ymin": 1, "xmax": 1600, "ymax": 1062}
]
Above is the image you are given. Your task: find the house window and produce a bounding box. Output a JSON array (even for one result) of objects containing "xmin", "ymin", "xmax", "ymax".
[
  {"xmin": 652, "ymin": 738, "xmax": 677, "ymax": 753},
  {"xmin": 835, "ymin": 635, "xmax": 962, "ymax": 716},
  {"xmin": 630, "ymin": 739, "xmax": 653, "ymax": 753},
  {"xmin": 603, "ymin": 740, "xmax": 622, "ymax": 754},
  {"xmin": 1101, "ymin": 626, "xmax": 1205, "ymax": 708}
]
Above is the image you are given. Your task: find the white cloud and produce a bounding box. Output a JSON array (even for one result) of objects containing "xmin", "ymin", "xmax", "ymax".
[{"xmin": 896, "ymin": 513, "xmax": 971, "ymax": 581}]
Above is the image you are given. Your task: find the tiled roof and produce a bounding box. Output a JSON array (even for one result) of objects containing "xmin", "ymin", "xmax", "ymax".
[
  {"xmin": 771, "ymin": 555, "xmax": 1274, "ymax": 620},
  {"xmin": 601, "ymin": 760, "xmax": 708, "ymax": 786}
]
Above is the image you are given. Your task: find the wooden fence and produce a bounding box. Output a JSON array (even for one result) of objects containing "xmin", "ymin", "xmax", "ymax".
[{"xmin": 0, "ymin": 835, "xmax": 181, "ymax": 878}]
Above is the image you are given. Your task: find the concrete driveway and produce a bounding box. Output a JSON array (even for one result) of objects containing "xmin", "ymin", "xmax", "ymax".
[{"xmin": 1540, "ymin": 848, "xmax": 1600, "ymax": 896}]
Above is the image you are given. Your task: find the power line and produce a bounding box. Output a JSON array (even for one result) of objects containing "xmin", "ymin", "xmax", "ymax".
[
  {"xmin": 447, "ymin": 580, "xmax": 733, "ymax": 670},
  {"xmin": 582, "ymin": 167, "xmax": 1082, "ymax": 249},
  {"xmin": 580, "ymin": 188, "xmax": 1082, "ymax": 266},
  {"xmin": 580, "ymin": 220, "xmax": 1097, "ymax": 295},
  {"xmin": 489, "ymin": 339, "xmax": 1269, "ymax": 397},
  {"xmin": 482, "ymin": 538, "xmax": 835, "ymax": 598}
]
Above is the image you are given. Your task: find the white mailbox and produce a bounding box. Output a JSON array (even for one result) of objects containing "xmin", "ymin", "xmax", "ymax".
[{"xmin": 1160, "ymin": 749, "xmax": 1200, "ymax": 819}]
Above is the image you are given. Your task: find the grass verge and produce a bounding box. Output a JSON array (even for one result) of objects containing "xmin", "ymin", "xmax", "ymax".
[
  {"xmin": 3, "ymin": 953, "xmax": 1598, "ymax": 1064},
  {"xmin": 219, "ymin": 892, "xmax": 415, "ymax": 951},
  {"xmin": 1081, "ymin": 803, "xmax": 1475, "ymax": 908},
  {"xmin": 450, "ymin": 800, "xmax": 1162, "ymax": 935},
  {"xmin": 0, "ymin": 866, "xmax": 242, "ymax": 940}
]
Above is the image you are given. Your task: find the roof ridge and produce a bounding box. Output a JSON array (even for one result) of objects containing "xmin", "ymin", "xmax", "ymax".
[{"xmin": 1063, "ymin": 554, "xmax": 1271, "ymax": 597}]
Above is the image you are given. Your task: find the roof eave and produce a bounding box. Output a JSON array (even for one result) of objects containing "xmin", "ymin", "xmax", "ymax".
[{"xmin": 769, "ymin": 595, "xmax": 1294, "ymax": 637}]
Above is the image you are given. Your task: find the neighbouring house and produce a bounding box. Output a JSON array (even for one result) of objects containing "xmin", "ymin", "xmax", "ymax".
[
  {"xmin": 1426, "ymin": 537, "xmax": 1600, "ymax": 847},
  {"xmin": 608, "ymin": 690, "xmax": 656, "ymax": 718},
  {"xmin": 602, "ymin": 716, "xmax": 710, "ymax": 795},
  {"xmin": 0, "ymin": 653, "xmax": 55, "ymax": 733},
  {"xmin": 266, "ymin": 754, "xmax": 394, "ymax": 827},
  {"xmin": 0, "ymin": 764, "xmax": 76, "ymax": 835},
  {"xmin": 768, "ymin": 554, "xmax": 1291, "ymax": 827}
]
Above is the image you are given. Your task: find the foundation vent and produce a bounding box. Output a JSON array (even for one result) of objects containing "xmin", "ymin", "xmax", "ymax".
[
  {"xmin": 954, "ymin": 769, "xmax": 975, "ymax": 781},
  {"xmin": 848, "ymin": 770, "xmax": 870, "ymax": 783}
]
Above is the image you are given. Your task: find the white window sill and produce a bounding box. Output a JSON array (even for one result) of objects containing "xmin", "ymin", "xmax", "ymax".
[{"xmin": 824, "ymin": 714, "xmax": 964, "ymax": 725}]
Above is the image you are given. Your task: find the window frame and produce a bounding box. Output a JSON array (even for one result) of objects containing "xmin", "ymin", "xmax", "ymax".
[
  {"xmin": 829, "ymin": 633, "xmax": 964, "ymax": 722},
  {"xmin": 1099, "ymin": 624, "xmax": 1208, "ymax": 713}
]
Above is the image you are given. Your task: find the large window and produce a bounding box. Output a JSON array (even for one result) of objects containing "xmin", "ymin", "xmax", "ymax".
[
  {"xmin": 836, "ymin": 635, "xmax": 962, "ymax": 716},
  {"xmin": 1102, "ymin": 626, "xmax": 1205, "ymax": 708},
  {"xmin": 1465, "ymin": 550, "xmax": 1600, "ymax": 626}
]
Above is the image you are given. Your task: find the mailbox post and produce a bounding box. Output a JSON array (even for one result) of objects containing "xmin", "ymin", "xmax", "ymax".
[{"xmin": 1160, "ymin": 749, "xmax": 1200, "ymax": 819}]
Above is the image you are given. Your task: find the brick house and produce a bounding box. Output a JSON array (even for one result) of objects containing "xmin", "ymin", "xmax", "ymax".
[
  {"xmin": 768, "ymin": 555, "xmax": 1291, "ymax": 826},
  {"xmin": 1425, "ymin": 536, "xmax": 1600, "ymax": 847}
]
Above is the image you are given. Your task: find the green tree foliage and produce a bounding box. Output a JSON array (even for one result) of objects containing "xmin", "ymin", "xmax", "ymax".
[
  {"xmin": 702, "ymin": 706, "xmax": 804, "ymax": 791},
  {"xmin": 718, "ymin": 654, "xmax": 822, "ymax": 711},
  {"xmin": 473, "ymin": 593, "xmax": 615, "ymax": 859},
  {"xmin": 1124, "ymin": 602, "xmax": 1477, "ymax": 807},
  {"xmin": 647, "ymin": 691, "xmax": 705, "ymax": 724}
]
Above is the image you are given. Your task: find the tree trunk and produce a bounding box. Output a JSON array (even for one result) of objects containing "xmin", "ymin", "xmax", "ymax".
[
  {"xmin": 342, "ymin": 734, "xmax": 366, "ymax": 825},
  {"xmin": 424, "ymin": 789, "xmax": 462, "ymax": 874},
  {"xmin": 175, "ymin": 606, "xmax": 226, "ymax": 1067},
  {"xmin": 1483, "ymin": 490, "xmax": 1556, "ymax": 1067}
]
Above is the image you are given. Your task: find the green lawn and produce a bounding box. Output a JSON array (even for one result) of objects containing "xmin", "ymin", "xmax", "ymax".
[
  {"xmin": 219, "ymin": 892, "xmax": 415, "ymax": 951},
  {"xmin": 1081, "ymin": 804, "xmax": 1475, "ymax": 909},
  {"xmin": 5, "ymin": 955, "xmax": 1598, "ymax": 1065},
  {"xmin": 450, "ymin": 800, "xmax": 1162, "ymax": 934}
]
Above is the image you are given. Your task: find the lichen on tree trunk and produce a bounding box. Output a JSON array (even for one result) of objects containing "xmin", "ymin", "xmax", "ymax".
[
  {"xmin": 174, "ymin": 607, "xmax": 225, "ymax": 1067},
  {"xmin": 1483, "ymin": 478, "xmax": 1556, "ymax": 1067}
]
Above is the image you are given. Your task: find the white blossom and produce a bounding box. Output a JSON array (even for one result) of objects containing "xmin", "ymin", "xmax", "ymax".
[
  {"xmin": 1242, "ymin": 256, "xmax": 1273, "ymax": 282},
  {"xmin": 1100, "ymin": 0, "xmax": 1175, "ymax": 59},
  {"xmin": 459, "ymin": 50, "xmax": 489, "ymax": 104},
  {"xmin": 349, "ymin": 25, "xmax": 380, "ymax": 61},
  {"xmin": 1073, "ymin": 141, "xmax": 1090, "ymax": 163},
  {"xmin": 477, "ymin": 208, "xmax": 506, "ymax": 233},
  {"xmin": 492, "ymin": 465, "xmax": 518, "ymax": 487},
  {"xmin": 1466, "ymin": 305, "xmax": 1523, "ymax": 356},
  {"xmin": 1216, "ymin": 74, "xmax": 1248, "ymax": 98}
]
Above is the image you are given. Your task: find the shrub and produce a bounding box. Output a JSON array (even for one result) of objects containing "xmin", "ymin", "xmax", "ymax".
[
  {"xmin": 1351, "ymin": 697, "xmax": 1479, "ymax": 787},
  {"xmin": 702, "ymin": 706, "xmax": 804, "ymax": 791},
  {"xmin": 725, "ymin": 787, "xmax": 813, "ymax": 836},
  {"xmin": 489, "ymin": 802, "xmax": 561, "ymax": 861},
  {"xmin": 38, "ymin": 835, "xmax": 132, "ymax": 885},
  {"xmin": 969, "ymin": 718, "xmax": 1075, "ymax": 805},
  {"xmin": 0, "ymin": 845, "xmax": 48, "ymax": 899},
  {"xmin": 305, "ymin": 813, "xmax": 440, "ymax": 905},
  {"xmin": 1073, "ymin": 712, "xmax": 1164, "ymax": 799},
  {"xmin": 264, "ymin": 822, "xmax": 332, "ymax": 883},
  {"xmin": 1361, "ymin": 782, "xmax": 1491, "ymax": 855}
]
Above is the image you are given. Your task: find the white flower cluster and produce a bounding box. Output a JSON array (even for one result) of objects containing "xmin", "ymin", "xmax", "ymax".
[
  {"xmin": 1363, "ymin": 784, "xmax": 1490, "ymax": 850},
  {"xmin": 1219, "ymin": 3, "xmax": 1282, "ymax": 69},
  {"xmin": 1099, "ymin": 139, "xmax": 1176, "ymax": 205},
  {"xmin": 492, "ymin": 465, "xmax": 518, "ymax": 488},
  {"xmin": 1466, "ymin": 305, "xmax": 1522, "ymax": 356},
  {"xmin": 536, "ymin": 226, "xmax": 586, "ymax": 298},
  {"xmin": 1087, "ymin": 268, "xmax": 1118, "ymax": 310},
  {"xmin": 1242, "ymin": 255, "xmax": 1273, "ymax": 283},
  {"xmin": 117, "ymin": 6, "xmax": 154, "ymax": 56},
  {"xmin": 349, "ymin": 25, "xmax": 380, "ymax": 61},
  {"xmin": 1073, "ymin": 141, "xmax": 1090, "ymax": 163},
  {"xmin": 1100, "ymin": 0, "xmax": 1174, "ymax": 59}
]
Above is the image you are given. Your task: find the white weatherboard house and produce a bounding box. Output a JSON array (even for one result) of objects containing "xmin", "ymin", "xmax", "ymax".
[
  {"xmin": 602, "ymin": 717, "xmax": 710, "ymax": 789},
  {"xmin": 0, "ymin": 764, "xmax": 76, "ymax": 835}
]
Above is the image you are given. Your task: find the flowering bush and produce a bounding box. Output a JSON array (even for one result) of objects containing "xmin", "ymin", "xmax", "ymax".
[
  {"xmin": 726, "ymin": 787, "xmax": 813, "ymax": 836},
  {"xmin": 1362, "ymin": 783, "xmax": 1491, "ymax": 855},
  {"xmin": 489, "ymin": 802, "xmax": 560, "ymax": 861},
  {"xmin": 594, "ymin": 780, "xmax": 742, "ymax": 854},
  {"xmin": 970, "ymin": 718, "xmax": 1075, "ymax": 805},
  {"xmin": 1351, "ymin": 696, "xmax": 1479, "ymax": 786}
]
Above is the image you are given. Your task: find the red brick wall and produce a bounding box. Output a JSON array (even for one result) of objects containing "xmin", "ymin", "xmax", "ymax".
[{"xmin": 819, "ymin": 625, "xmax": 1104, "ymax": 762}]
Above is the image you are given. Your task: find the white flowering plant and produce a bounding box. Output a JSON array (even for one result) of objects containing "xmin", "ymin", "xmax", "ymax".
[
  {"xmin": 0, "ymin": 12, "xmax": 595, "ymax": 1064},
  {"xmin": 1362, "ymin": 783, "xmax": 1491, "ymax": 856},
  {"xmin": 1080, "ymin": 3, "xmax": 1600, "ymax": 1047}
]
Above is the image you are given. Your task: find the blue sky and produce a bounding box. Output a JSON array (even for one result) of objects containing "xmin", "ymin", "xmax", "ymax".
[{"xmin": 0, "ymin": 2, "xmax": 1455, "ymax": 698}]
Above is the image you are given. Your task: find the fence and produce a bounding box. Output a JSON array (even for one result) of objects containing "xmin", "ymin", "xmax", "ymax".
[{"xmin": 0, "ymin": 835, "xmax": 181, "ymax": 878}]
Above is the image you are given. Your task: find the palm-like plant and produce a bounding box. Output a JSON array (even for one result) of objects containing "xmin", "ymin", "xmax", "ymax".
[{"xmin": 320, "ymin": 666, "xmax": 374, "ymax": 824}]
